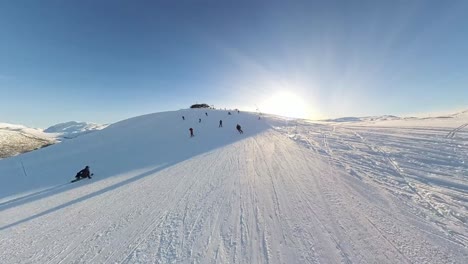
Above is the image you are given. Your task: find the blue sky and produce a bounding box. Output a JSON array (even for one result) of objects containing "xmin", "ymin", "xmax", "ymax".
[{"xmin": 1, "ymin": 0, "xmax": 467, "ymax": 127}]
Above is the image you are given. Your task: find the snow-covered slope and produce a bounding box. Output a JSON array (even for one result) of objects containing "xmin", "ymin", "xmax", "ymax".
[
  {"xmin": 0, "ymin": 120, "xmax": 106, "ymax": 159},
  {"xmin": 0, "ymin": 110, "xmax": 268, "ymax": 199},
  {"xmin": 0, "ymin": 109, "xmax": 467, "ymax": 263},
  {"xmin": 0, "ymin": 123, "xmax": 55, "ymax": 158},
  {"xmin": 44, "ymin": 121, "xmax": 108, "ymax": 139},
  {"xmin": 356, "ymin": 109, "xmax": 468, "ymax": 130},
  {"xmin": 323, "ymin": 109, "xmax": 468, "ymax": 131},
  {"xmin": 323, "ymin": 115, "xmax": 401, "ymax": 123}
]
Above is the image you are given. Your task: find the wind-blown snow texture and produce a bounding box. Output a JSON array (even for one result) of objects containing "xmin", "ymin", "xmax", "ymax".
[{"xmin": 0, "ymin": 109, "xmax": 467, "ymax": 263}]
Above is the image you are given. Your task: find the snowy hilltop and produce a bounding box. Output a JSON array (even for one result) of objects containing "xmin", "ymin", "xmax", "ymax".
[
  {"xmin": 0, "ymin": 109, "xmax": 467, "ymax": 263},
  {"xmin": 0, "ymin": 121, "xmax": 107, "ymax": 159},
  {"xmin": 0, "ymin": 123, "xmax": 55, "ymax": 159},
  {"xmin": 44, "ymin": 121, "xmax": 108, "ymax": 139}
]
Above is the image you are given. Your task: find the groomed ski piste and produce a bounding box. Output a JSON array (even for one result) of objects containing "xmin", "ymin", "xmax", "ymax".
[{"xmin": 0, "ymin": 109, "xmax": 467, "ymax": 263}]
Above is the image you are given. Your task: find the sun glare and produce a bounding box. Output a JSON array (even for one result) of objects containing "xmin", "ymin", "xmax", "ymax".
[{"xmin": 259, "ymin": 91, "xmax": 311, "ymax": 119}]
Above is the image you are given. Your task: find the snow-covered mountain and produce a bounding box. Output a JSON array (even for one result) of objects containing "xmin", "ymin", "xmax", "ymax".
[
  {"xmin": 44, "ymin": 121, "xmax": 108, "ymax": 139},
  {"xmin": 0, "ymin": 121, "xmax": 107, "ymax": 159},
  {"xmin": 323, "ymin": 109, "xmax": 468, "ymax": 128},
  {"xmin": 0, "ymin": 123, "xmax": 56, "ymax": 159},
  {"xmin": 0, "ymin": 109, "xmax": 467, "ymax": 263},
  {"xmin": 323, "ymin": 115, "xmax": 401, "ymax": 123}
]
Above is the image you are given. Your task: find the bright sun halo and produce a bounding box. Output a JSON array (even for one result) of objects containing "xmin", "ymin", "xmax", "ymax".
[{"xmin": 259, "ymin": 91, "xmax": 310, "ymax": 119}]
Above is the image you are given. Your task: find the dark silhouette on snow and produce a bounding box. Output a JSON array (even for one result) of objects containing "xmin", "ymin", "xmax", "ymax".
[
  {"xmin": 182, "ymin": 116, "xmax": 185, "ymax": 120},
  {"xmin": 75, "ymin": 166, "xmax": 92, "ymax": 180},
  {"xmin": 228, "ymin": 112, "xmax": 231, "ymax": 115},
  {"xmin": 219, "ymin": 120, "xmax": 223, "ymax": 127},
  {"xmin": 236, "ymin": 124, "xmax": 243, "ymax": 134},
  {"xmin": 189, "ymin": 128, "xmax": 194, "ymax": 137},
  {"xmin": 190, "ymin": 103, "xmax": 210, "ymax": 109},
  {"xmin": 199, "ymin": 118, "xmax": 201, "ymax": 123},
  {"xmin": 205, "ymin": 112, "xmax": 208, "ymax": 116}
]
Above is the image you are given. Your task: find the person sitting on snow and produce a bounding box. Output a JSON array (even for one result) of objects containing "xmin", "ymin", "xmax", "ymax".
[{"xmin": 75, "ymin": 166, "xmax": 92, "ymax": 179}]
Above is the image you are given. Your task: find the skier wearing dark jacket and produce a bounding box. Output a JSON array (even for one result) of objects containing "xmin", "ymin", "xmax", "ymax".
[
  {"xmin": 76, "ymin": 166, "xmax": 91, "ymax": 179},
  {"xmin": 236, "ymin": 124, "xmax": 243, "ymax": 134}
]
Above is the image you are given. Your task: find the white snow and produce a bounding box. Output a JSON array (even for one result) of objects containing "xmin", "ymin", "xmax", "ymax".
[
  {"xmin": 0, "ymin": 122, "xmax": 54, "ymax": 139},
  {"xmin": 0, "ymin": 123, "xmax": 56, "ymax": 158},
  {"xmin": 44, "ymin": 121, "xmax": 108, "ymax": 139},
  {"xmin": 0, "ymin": 121, "xmax": 106, "ymax": 159},
  {"xmin": 0, "ymin": 109, "xmax": 467, "ymax": 263}
]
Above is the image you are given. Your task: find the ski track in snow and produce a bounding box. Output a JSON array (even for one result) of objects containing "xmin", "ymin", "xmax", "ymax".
[
  {"xmin": 1, "ymin": 112, "xmax": 468, "ymax": 263},
  {"xmin": 447, "ymin": 123, "xmax": 468, "ymax": 139}
]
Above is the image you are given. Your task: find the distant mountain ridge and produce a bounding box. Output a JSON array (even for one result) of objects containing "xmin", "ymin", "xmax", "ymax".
[
  {"xmin": 44, "ymin": 121, "xmax": 108, "ymax": 139},
  {"xmin": 323, "ymin": 109, "xmax": 468, "ymax": 123},
  {"xmin": 323, "ymin": 115, "xmax": 401, "ymax": 123},
  {"xmin": 0, "ymin": 121, "xmax": 107, "ymax": 159},
  {"xmin": 0, "ymin": 123, "xmax": 55, "ymax": 159}
]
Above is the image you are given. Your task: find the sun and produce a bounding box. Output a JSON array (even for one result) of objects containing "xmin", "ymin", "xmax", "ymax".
[{"xmin": 259, "ymin": 91, "xmax": 311, "ymax": 119}]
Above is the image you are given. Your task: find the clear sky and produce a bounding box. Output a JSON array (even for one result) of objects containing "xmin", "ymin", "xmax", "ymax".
[{"xmin": 1, "ymin": 0, "xmax": 467, "ymax": 127}]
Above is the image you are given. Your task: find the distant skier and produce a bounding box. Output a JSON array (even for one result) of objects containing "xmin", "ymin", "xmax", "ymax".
[
  {"xmin": 236, "ymin": 124, "xmax": 243, "ymax": 134},
  {"xmin": 182, "ymin": 116, "xmax": 185, "ymax": 120},
  {"xmin": 205, "ymin": 112, "xmax": 208, "ymax": 116},
  {"xmin": 219, "ymin": 120, "xmax": 223, "ymax": 128},
  {"xmin": 199, "ymin": 118, "xmax": 201, "ymax": 123},
  {"xmin": 228, "ymin": 112, "xmax": 231, "ymax": 115},
  {"xmin": 189, "ymin": 128, "xmax": 194, "ymax": 137},
  {"xmin": 75, "ymin": 166, "xmax": 92, "ymax": 180}
]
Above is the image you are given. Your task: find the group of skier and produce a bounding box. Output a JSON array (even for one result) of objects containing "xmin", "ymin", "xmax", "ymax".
[
  {"xmin": 185, "ymin": 111, "xmax": 244, "ymax": 137},
  {"xmin": 73, "ymin": 110, "xmax": 246, "ymax": 182}
]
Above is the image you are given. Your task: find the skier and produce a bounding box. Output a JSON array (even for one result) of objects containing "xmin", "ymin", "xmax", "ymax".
[
  {"xmin": 75, "ymin": 166, "xmax": 92, "ymax": 180},
  {"xmin": 219, "ymin": 120, "xmax": 223, "ymax": 127},
  {"xmin": 189, "ymin": 128, "xmax": 194, "ymax": 137},
  {"xmin": 205, "ymin": 112, "xmax": 208, "ymax": 116},
  {"xmin": 199, "ymin": 118, "xmax": 201, "ymax": 123},
  {"xmin": 236, "ymin": 124, "xmax": 243, "ymax": 134},
  {"xmin": 228, "ymin": 112, "xmax": 232, "ymax": 115},
  {"xmin": 182, "ymin": 116, "xmax": 185, "ymax": 120}
]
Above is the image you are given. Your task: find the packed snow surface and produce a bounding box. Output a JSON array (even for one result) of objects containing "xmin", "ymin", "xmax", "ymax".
[{"xmin": 0, "ymin": 109, "xmax": 467, "ymax": 263}]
